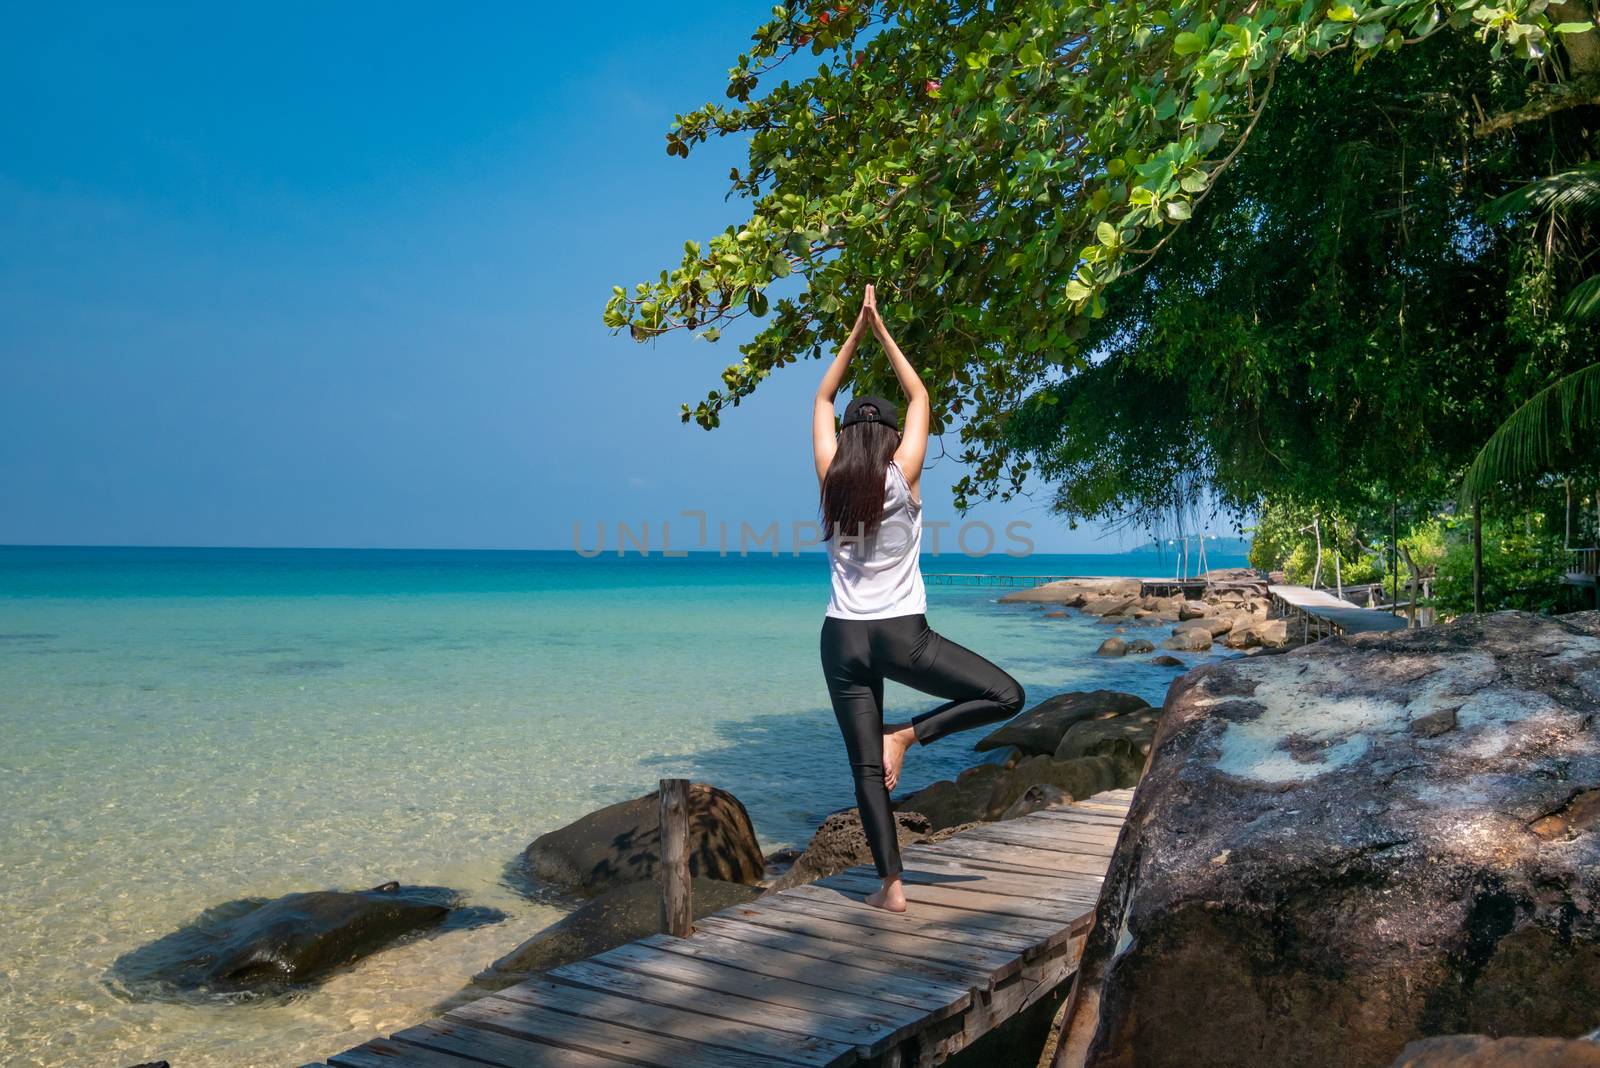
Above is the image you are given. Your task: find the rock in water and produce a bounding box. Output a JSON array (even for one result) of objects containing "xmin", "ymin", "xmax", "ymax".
[
  {"xmin": 1391, "ymin": 1034, "xmax": 1600, "ymax": 1067},
  {"xmin": 1084, "ymin": 611, "xmax": 1600, "ymax": 1068},
  {"xmin": 1125, "ymin": 638, "xmax": 1156, "ymax": 654},
  {"xmin": 766, "ymin": 808, "xmax": 931, "ymax": 891},
  {"xmin": 111, "ymin": 882, "xmax": 503, "ymax": 1000},
  {"xmin": 1096, "ymin": 637, "xmax": 1128, "ymax": 657},
  {"xmin": 974, "ymin": 690, "xmax": 1151, "ymax": 755},
  {"xmin": 1150, "ymin": 654, "xmax": 1186, "ymax": 668},
  {"xmin": 519, "ymin": 782, "xmax": 764, "ymax": 897},
  {"xmin": 898, "ymin": 764, "xmax": 1007, "ymax": 830},
  {"xmin": 1161, "ymin": 627, "xmax": 1213, "ymax": 652},
  {"xmin": 462, "ymin": 877, "xmax": 759, "ymax": 1000}
]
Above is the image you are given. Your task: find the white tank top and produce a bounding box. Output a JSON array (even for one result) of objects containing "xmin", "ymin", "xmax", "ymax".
[{"xmin": 825, "ymin": 460, "xmax": 927, "ymax": 620}]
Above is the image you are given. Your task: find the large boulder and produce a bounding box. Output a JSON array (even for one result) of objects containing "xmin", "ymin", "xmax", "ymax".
[
  {"xmin": 974, "ymin": 690, "xmax": 1151, "ymax": 755},
  {"xmin": 464, "ymin": 877, "xmax": 758, "ymax": 998},
  {"xmin": 1084, "ymin": 595, "xmax": 1139, "ymax": 617},
  {"xmin": 897, "ymin": 763, "xmax": 1007, "ymax": 831},
  {"xmin": 1161, "ymin": 628, "xmax": 1213, "ymax": 652},
  {"xmin": 983, "ymin": 753, "xmax": 1139, "ymax": 819},
  {"xmin": 1391, "ymin": 1034, "xmax": 1600, "ymax": 1067},
  {"xmin": 1174, "ymin": 615, "xmax": 1234, "ymax": 638},
  {"xmin": 1082, "ymin": 611, "xmax": 1600, "ymax": 1068},
  {"xmin": 1224, "ymin": 617, "xmax": 1296, "ymax": 651},
  {"xmin": 110, "ymin": 882, "xmax": 502, "ymax": 1000},
  {"xmin": 767, "ymin": 808, "xmax": 932, "ymax": 891},
  {"xmin": 519, "ymin": 783, "xmax": 764, "ymax": 898},
  {"xmin": 1054, "ymin": 706, "xmax": 1163, "ymax": 761}
]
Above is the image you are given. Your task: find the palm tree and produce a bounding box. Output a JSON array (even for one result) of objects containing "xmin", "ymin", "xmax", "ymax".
[{"xmin": 1459, "ymin": 162, "xmax": 1600, "ymax": 503}]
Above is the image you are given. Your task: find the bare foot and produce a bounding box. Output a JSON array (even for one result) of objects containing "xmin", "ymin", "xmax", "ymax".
[
  {"xmin": 881, "ymin": 724, "xmax": 916, "ymax": 791},
  {"xmin": 865, "ymin": 877, "xmax": 908, "ymax": 912}
]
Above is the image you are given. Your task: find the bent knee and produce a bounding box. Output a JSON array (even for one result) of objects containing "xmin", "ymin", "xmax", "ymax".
[{"xmin": 997, "ymin": 679, "xmax": 1026, "ymax": 716}]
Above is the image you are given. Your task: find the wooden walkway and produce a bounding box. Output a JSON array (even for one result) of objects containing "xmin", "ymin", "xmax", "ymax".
[
  {"xmin": 1268, "ymin": 583, "xmax": 1408, "ymax": 638},
  {"xmin": 306, "ymin": 790, "xmax": 1134, "ymax": 1068}
]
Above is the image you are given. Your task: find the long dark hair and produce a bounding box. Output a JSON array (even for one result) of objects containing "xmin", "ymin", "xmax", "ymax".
[{"xmin": 821, "ymin": 414, "xmax": 900, "ymax": 542}]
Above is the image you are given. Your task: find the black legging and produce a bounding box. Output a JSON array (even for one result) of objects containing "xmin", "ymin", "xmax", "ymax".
[{"xmin": 819, "ymin": 613, "xmax": 1025, "ymax": 878}]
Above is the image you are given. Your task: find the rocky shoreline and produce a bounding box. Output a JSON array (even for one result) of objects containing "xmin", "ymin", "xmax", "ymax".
[{"xmin": 111, "ymin": 569, "xmax": 1351, "ymax": 1067}]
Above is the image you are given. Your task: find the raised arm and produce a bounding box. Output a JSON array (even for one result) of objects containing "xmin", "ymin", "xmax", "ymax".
[
  {"xmin": 813, "ymin": 292, "xmax": 872, "ymax": 483},
  {"xmin": 870, "ymin": 295, "xmax": 930, "ymax": 499}
]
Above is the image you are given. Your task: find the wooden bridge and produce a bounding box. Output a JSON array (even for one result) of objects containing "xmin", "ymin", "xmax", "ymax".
[
  {"xmin": 305, "ymin": 790, "xmax": 1133, "ymax": 1068},
  {"xmin": 1268, "ymin": 583, "xmax": 1409, "ymax": 639}
]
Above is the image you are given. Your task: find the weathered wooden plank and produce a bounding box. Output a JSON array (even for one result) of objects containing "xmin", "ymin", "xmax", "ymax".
[
  {"xmin": 450, "ymin": 991, "xmax": 781, "ymax": 1068},
  {"xmin": 818, "ymin": 869, "xmax": 1094, "ymax": 921},
  {"xmin": 782, "ymin": 884, "xmax": 1071, "ymax": 950},
  {"xmin": 1022, "ymin": 806, "xmax": 1130, "ymax": 826},
  {"xmin": 760, "ymin": 888, "xmax": 1045, "ymax": 955},
  {"xmin": 637, "ymin": 931, "xmax": 970, "ymax": 1016},
  {"xmin": 999, "ymin": 814, "xmax": 1124, "ymax": 843},
  {"xmin": 392, "ymin": 1018, "xmax": 637, "ymax": 1068},
  {"xmin": 905, "ymin": 837, "xmax": 1113, "ymax": 879},
  {"xmin": 592, "ymin": 941, "xmax": 918, "ymax": 1026},
  {"xmin": 493, "ymin": 976, "xmax": 851, "ymax": 1067},
  {"xmin": 710, "ymin": 902, "xmax": 1022, "ymax": 983},
  {"xmin": 550, "ymin": 957, "xmax": 876, "ymax": 1056},
  {"xmin": 329, "ymin": 1035, "xmax": 518, "ymax": 1068},
  {"xmin": 960, "ymin": 822, "xmax": 1118, "ymax": 857},
  {"xmin": 896, "ymin": 854, "xmax": 1107, "ymax": 898},
  {"xmin": 689, "ymin": 913, "xmax": 992, "ymax": 990}
]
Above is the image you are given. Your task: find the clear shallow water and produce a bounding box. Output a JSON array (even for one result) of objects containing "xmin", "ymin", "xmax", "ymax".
[{"xmin": 0, "ymin": 546, "xmax": 1245, "ymax": 1068}]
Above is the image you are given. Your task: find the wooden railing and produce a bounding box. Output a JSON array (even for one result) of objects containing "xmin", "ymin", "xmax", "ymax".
[{"xmin": 1571, "ymin": 547, "xmax": 1600, "ymax": 580}]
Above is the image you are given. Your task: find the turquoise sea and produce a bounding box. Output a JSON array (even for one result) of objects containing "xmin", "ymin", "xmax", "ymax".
[{"xmin": 0, "ymin": 545, "xmax": 1246, "ymax": 1068}]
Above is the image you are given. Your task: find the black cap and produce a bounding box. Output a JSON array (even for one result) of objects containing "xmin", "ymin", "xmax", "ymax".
[{"xmin": 840, "ymin": 394, "xmax": 900, "ymax": 432}]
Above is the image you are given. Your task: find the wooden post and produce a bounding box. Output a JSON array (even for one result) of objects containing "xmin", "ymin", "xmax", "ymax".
[
  {"xmin": 1472, "ymin": 497, "xmax": 1484, "ymax": 614},
  {"xmin": 658, "ymin": 778, "xmax": 692, "ymax": 937}
]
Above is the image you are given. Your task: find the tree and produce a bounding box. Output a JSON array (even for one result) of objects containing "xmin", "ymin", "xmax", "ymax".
[
  {"xmin": 1460, "ymin": 162, "xmax": 1600, "ymax": 502},
  {"xmin": 1004, "ymin": 31, "xmax": 1598, "ymax": 530},
  {"xmin": 605, "ymin": 0, "xmax": 1587, "ymax": 506}
]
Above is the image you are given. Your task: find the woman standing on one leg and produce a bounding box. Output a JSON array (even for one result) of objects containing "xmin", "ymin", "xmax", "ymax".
[{"xmin": 813, "ymin": 284, "xmax": 1027, "ymax": 913}]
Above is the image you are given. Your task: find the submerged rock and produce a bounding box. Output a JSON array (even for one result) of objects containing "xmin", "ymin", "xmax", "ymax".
[
  {"xmin": 461, "ymin": 877, "xmax": 758, "ymax": 1001},
  {"xmin": 974, "ymin": 690, "xmax": 1151, "ymax": 756},
  {"xmin": 519, "ymin": 782, "xmax": 764, "ymax": 898},
  {"xmin": 1125, "ymin": 638, "xmax": 1156, "ymax": 654},
  {"xmin": 1150, "ymin": 654, "xmax": 1186, "ymax": 668},
  {"xmin": 1095, "ymin": 637, "xmax": 1128, "ymax": 658},
  {"xmin": 1083, "ymin": 611, "xmax": 1600, "ymax": 1068},
  {"xmin": 111, "ymin": 882, "xmax": 503, "ymax": 1001},
  {"xmin": 766, "ymin": 808, "xmax": 931, "ymax": 891}
]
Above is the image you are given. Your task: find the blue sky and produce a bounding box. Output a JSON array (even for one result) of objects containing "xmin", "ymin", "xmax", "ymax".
[{"xmin": 0, "ymin": 3, "xmax": 1186, "ymax": 553}]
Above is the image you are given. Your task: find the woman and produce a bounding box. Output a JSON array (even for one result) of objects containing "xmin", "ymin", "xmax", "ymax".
[{"xmin": 813, "ymin": 284, "xmax": 1026, "ymax": 913}]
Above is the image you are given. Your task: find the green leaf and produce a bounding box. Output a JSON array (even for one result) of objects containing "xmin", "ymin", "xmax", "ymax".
[
  {"xmin": 1553, "ymin": 21, "xmax": 1595, "ymax": 33},
  {"xmin": 1172, "ymin": 31, "xmax": 1206, "ymax": 55},
  {"xmin": 1096, "ymin": 221, "xmax": 1119, "ymax": 247}
]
